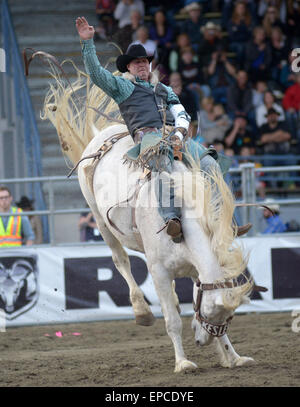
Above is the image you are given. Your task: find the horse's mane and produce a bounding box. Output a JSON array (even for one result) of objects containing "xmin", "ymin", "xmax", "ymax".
[{"xmin": 41, "ymin": 60, "xmax": 122, "ymax": 165}]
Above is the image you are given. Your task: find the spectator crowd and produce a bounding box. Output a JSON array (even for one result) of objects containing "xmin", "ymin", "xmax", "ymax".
[{"xmin": 94, "ymin": 0, "xmax": 300, "ymax": 171}]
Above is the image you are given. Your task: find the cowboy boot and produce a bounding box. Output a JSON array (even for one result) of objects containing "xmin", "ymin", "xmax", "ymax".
[
  {"xmin": 235, "ymin": 222, "xmax": 252, "ymax": 237},
  {"xmin": 166, "ymin": 218, "xmax": 183, "ymax": 244}
]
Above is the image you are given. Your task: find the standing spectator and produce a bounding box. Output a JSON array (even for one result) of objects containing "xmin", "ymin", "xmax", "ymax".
[
  {"xmin": 95, "ymin": 0, "xmax": 116, "ymax": 40},
  {"xmin": 269, "ymin": 26, "xmax": 289, "ymax": 83},
  {"xmin": 258, "ymin": 108, "xmax": 291, "ymax": 162},
  {"xmin": 169, "ymin": 72, "xmax": 198, "ymax": 129},
  {"xmin": 114, "ymin": 0, "xmax": 145, "ymax": 29},
  {"xmin": 225, "ymin": 115, "xmax": 255, "ymax": 155},
  {"xmin": 261, "ymin": 4, "xmax": 286, "ymax": 37},
  {"xmin": 180, "ymin": 2, "xmax": 204, "ymax": 51},
  {"xmin": 113, "ymin": 9, "xmax": 143, "ymax": 52},
  {"xmin": 226, "ymin": 70, "xmax": 253, "ymax": 121},
  {"xmin": 280, "ymin": 50, "xmax": 298, "ymax": 90},
  {"xmin": 149, "ymin": 8, "xmax": 174, "ymax": 69},
  {"xmin": 282, "ymin": 72, "xmax": 300, "ymax": 139},
  {"xmin": 252, "ymin": 80, "xmax": 268, "ymax": 110},
  {"xmin": 16, "ymin": 196, "xmax": 43, "ymax": 245},
  {"xmin": 178, "ymin": 46, "xmax": 210, "ymax": 110},
  {"xmin": 244, "ymin": 26, "xmax": 272, "ymax": 82},
  {"xmin": 207, "ymin": 48, "xmax": 236, "ymax": 105},
  {"xmin": 261, "ymin": 199, "xmax": 287, "ymax": 234},
  {"xmin": 79, "ymin": 211, "xmax": 103, "ymax": 242},
  {"xmin": 226, "ymin": 0, "xmax": 254, "ymax": 66},
  {"xmin": 198, "ymin": 22, "xmax": 225, "ymax": 69},
  {"xmin": 255, "ymin": 90, "xmax": 285, "ymax": 128},
  {"xmin": 0, "ymin": 186, "xmax": 35, "ymax": 247},
  {"xmin": 168, "ymin": 32, "xmax": 191, "ymax": 72}
]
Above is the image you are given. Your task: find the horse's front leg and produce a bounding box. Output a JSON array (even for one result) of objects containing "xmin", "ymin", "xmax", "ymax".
[
  {"xmin": 151, "ymin": 265, "xmax": 197, "ymax": 372},
  {"xmin": 214, "ymin": 334, "xmax": 255, "ymax": 368}
]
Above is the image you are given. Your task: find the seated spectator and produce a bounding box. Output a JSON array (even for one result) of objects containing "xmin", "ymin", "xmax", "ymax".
[
  {"xmin": 244, "ymin": 26, "xmax": 272, "ymax": 82},
  {"xmin": 169, "ymin": 72, "xmax": 198, "ymax": 128},
  {"xmin": 207, "ymin": 48, "xmax": 236, "ymax": 105},
  {"xmin": 261, "ymin": 199, "xmax": 287, "ymax": 234},
  {"xmin": 178, "ymin": 46, "xmax": 210, "ymax": 110},
  {"xmin": 226, "ymin": 0, "xmax": 254, "ymax": 65},
  {"xmin": 79, "ymin": 211, "xmax": 103, "ymax": 242},
  {"xmin": 226, "ymin": 70, "xmax": 253, "ymax": 121},
  {"xmin": 199, "ymin": 98, "xmax": 232, "ymax": 146},
  {"xmin": 224, "ymin": 115, "xmax": 255, "ymax": 155},
  {"xmin": 16, "ymin": 196, "xmax": 43, "ymax": 245},
  {"xmin": 114, "ymin": 0, "xmax": 145, "ymax": 29},
  {"xmin": 255, "ymin": 90, "xmax": 285, "ymax": 128},
  {"xmin": 95, "ymin": 0, "xmax": 116, "ymax": 40},
  {"xmin": 282, "ymin": 72, "xmax": 300, "ymax": 139},
  {"xmin": 198, "ymin": 22, "xmax": 226, "ymax": 69},
  {"xmin": 149, "ymin": 8, "xmax": 174, "ymax": 69},
  {"xmin": 261, "ymin": 4, "xmax": 287, "ymax": 38},
  {"xmin": 270, "ymin": 26, "xmax": 289, "ymax": 83},
  {"xmin": 112, "ymin": 8, "xmax": 143, "ymax": 52},
  {"xmin": 257, "ymin": 0, "xmax": 287, "ymax": 25},
  {"xmin": 168, "ymin": 32, "xmax": 191, "ymax": 72},
  {"xmin": 280, "ymin": 50, "xmax": 298, "ymax": 90},
  {"xmin": 252, "ymin": 80, "xmax": 268, "ymax": 110},
  {"xmin": 129, "ymin": 26, "xmax": 158, "ymax": 61},
  {"xmin": 286, "ymin": 0, "xmax": 300, "ymax": 46},
  {"xmin": 258, "ymin": 108, "xmax": 291, "ymax": 161},
  {"xmin": 179, "ymin": 2, "xmax": 204, "ymax": 51}
]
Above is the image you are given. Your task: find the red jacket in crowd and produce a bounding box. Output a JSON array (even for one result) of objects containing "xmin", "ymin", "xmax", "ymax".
[{"xmin": 282, "ymin": 83, "xmax": 300, "ymax": 111}]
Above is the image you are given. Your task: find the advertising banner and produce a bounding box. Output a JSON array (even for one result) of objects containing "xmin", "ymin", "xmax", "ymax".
[{"xmin": 0, "ymin": 235, "xmax": 300, "ymax": 327}]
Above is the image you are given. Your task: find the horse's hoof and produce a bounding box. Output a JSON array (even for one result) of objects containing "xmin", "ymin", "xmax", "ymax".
[
  {"xmin": 135, "ymin": 312, "xmax": 156, "ymax": 326},
  {"xmin": 235, "ymin": 356, "xmax": 256, "ymax": 367},
  {"xmin": 174, "ymin": 359, "xmax": 198, "ymax": 373}
]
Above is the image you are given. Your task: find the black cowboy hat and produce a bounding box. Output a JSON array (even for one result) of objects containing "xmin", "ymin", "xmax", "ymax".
[
  {"xmin": 116, "ymin": 44, "xmax": 154, "ymax": 73},
  {"xmin": 16, "ymin": 196, "xmax": 34, "ymax": 209},
  {"xmin": 265, "ymin": 107, "xmax": 280, "ymax": 117}
]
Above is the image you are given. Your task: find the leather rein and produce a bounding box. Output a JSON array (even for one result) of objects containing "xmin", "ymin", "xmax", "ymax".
[{"xmin": 193, "ymin": 278, "xmax": 268, "ymax": 337}]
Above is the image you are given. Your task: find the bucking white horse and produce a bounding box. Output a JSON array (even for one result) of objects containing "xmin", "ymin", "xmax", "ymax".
[{"xmin": 42, "ymin": 66, "xmax": 260, "ymax": 372}]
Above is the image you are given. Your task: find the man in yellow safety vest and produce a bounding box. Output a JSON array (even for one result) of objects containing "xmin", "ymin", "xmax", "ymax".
[{"xmin": 0, "ymin": 186, "xmax": 35, "ymax": 247}]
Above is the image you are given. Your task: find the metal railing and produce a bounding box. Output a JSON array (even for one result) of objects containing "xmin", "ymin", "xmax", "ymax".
[
  {"xmin": 1, "ymin": 163, "xmax": 300, "ymax": 245},
  {"xmin": 0, "ymin": 0, "xmax": 48, "ymax": 241},
  {"xmin": 231, "ymin": 163, "xmax": 300, "ymax": 236}
]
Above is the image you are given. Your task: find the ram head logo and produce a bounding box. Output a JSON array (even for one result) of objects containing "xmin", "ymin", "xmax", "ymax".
[{"xmin": 0, "ymin": 254, "xmax": 38, "ymax": 320}]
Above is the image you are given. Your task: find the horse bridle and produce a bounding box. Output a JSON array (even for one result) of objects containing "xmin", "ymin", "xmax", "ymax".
[{"xmin": 193, "ymin": 278, "xmax": 268, "ymax": 337}]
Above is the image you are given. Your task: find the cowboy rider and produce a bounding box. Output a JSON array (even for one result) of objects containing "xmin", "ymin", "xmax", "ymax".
[{"xmin": 75, "ymin": 16, "xmax": 251, "ymax": 242}]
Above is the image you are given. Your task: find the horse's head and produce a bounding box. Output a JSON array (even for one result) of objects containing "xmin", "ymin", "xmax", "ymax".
[{"xmin": 191, "ymin": 279, "xmax": 251, "ymax": 346}]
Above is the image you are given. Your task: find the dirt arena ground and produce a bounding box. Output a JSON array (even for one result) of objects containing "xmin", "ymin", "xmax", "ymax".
[{"xmin": 0, "ymin": 312, "xmax": 299, "ymax": 387}]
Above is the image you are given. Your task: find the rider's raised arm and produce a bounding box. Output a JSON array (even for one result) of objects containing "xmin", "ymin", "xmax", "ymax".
[{"xmin": 81, "ymin": 38, "xmax": 134, "ymax": 105}]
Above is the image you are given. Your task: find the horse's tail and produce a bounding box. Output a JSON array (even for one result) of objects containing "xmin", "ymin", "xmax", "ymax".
[{"xmin": 41, "ymin": 60, "xmax": 122, "ymax": 165}]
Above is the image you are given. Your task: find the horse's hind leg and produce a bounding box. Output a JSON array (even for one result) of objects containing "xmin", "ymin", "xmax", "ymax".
[
  {"xmin": 97, "ymin": 220, "xmax": 155, "ymax": 326},
  {"xmin": 78, "ymin": 174, "xmax": 155, "ymax": 326}
]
